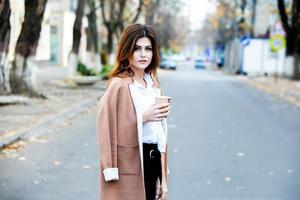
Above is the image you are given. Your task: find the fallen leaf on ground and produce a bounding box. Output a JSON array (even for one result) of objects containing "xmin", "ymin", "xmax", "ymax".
[
  {"xmin": 53, "ymin": 160, "xmax": 61, "ymax": 166},
  {"xmin": 18, "ymin": 156, "xmax": 26, "ymax": 161},
  {"xmin": 83, "ymin": 165, "xmax": 91, "ymax": 169}
]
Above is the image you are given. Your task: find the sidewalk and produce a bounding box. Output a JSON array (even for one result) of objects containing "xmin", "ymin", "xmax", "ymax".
[
  {"xmin": 0, "ymin": 66, "xmax": 106, "ymax": 150},
  {"xmin": 215, "ymin": 64, "xmax": 300, "ymax": 108},
  {"xmin": 246, "ymin": 76, "xmax": 300, "ymax": 108}
]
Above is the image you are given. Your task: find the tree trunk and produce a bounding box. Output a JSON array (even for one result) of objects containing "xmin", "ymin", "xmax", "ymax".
[
  {"xmin": 107, "ymin": 27, "xmax": 113, "ymax": 54},
  {"xmin": 277, "ymin": 0, "xmax": 300, "ymax": 79},
  {"xmin": 0, "ymin": 52, "xmax": 10, "ymax": 94},
  {"xmin": 250, "ymin": 0, "xmax": 256, "ymax": 37},
  {"xmin": 145, "ymin": 0, "xmax": 160, "ymax": 26},
  {"xmin": 290, "ymin": 0, "xmax": 300, "ymax": 79},
  {"xmin": 277, "ymin": 0, "xmax": 296, "ymax": 55},
  {"xmin": 86, "ymin": 0, "xmax": 98, "ymax": 53},
  {"xmin": 9, "ymin": 0, "xmax": 47, "ymax": 97},
  {"xmin": 0, "ymin": 0, "xmax": 11, "ymax": 94},
  {"xmin": 85, "ymin": 0, "xmax": 101, "ymax": 72},
  {"xmin": 0, "ymin": 0, "xmax": 10, "ymax": 52},
  {"xmin": 68, "ymin": 0, "xmax": 85, "ymax": 76},
  {"xmin": 291, "ymin": 54, "xmax": 300, "ymax": 79},
  {"xmin": 72, "ymin": 0, "xmax": 85, "ymax": 54}
]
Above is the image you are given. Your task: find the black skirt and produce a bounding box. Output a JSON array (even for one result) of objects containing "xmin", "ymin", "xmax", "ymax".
[{"xmin": 143, "ymin": 143, "xmax": 162, "ymax": 200}]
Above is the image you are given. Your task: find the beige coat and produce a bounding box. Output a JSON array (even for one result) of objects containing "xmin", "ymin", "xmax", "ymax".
[{"xmin": 96, "ymin": 76, "xmax": 168, "ymax": 200}]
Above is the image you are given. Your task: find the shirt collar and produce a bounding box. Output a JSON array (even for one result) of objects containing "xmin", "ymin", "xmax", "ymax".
[
  {"xmin": 144, "ymin": 73, "xmax": 153, "ymax": 85},
  {"xmin": 133, "ymin": 73, "xmax": 153, "ymax": 88}
]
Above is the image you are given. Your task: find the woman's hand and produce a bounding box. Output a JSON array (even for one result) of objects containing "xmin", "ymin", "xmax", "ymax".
[
  {"xmin": 143, "ymin": 103, "xmax": 171, "ymax": 123},
  {"xmin": 155, "ymin": 180, "xmax": 168, "ymax": 200}
]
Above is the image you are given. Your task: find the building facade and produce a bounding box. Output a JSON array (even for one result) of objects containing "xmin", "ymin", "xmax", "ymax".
[{"xmin": 9, "ymin": 0, "xmax": 83, "ymax": 68}]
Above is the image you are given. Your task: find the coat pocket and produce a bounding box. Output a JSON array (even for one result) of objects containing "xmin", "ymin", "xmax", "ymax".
[{"xmin": 117, "ymin": 144, "xmax": 140, "ymax": 175}]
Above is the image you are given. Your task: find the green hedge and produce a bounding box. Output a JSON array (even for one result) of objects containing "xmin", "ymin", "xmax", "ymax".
[
  {"xmin": 76, "ymin": 61, "xmax": 114, "ymax": 79},
  {"xmin": 77, "ymin": 62, "xmax": 97, "ymax": 76},
  {"xmin": 100, "ymin": 64, "xmax": 114, "ymax": 79}
]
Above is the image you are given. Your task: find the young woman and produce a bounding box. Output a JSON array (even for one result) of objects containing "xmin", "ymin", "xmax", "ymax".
[{"xmin": 96, "ymin": 23, "xmax": 171, "ymax": 200}]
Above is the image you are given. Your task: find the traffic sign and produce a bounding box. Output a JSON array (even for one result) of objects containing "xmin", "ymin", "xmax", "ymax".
[
  {"xmin": 240, "ymin": 35, "xmax": 250, "ymax": 46},
  {"xmin": 269, "ymin": 34, "xmax": 286, "ymax": 52}
]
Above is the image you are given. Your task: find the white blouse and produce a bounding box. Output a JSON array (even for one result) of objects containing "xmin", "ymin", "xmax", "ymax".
[{"xmin": 132, "ymin": 73, "xmax": 167, "ymax": 152}]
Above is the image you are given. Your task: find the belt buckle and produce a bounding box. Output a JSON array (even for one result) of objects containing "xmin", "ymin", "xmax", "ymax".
[{"xmin": 149, "ymin": 149, "xmax": 155, "ymax": 159}]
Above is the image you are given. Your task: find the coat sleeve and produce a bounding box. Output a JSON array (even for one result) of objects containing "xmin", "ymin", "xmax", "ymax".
[{"xmin": 96, "ymin": 80, "xmax": 121, "ymax": 182}]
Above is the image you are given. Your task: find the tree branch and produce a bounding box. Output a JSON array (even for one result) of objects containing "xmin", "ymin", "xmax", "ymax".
[
  {"xmin": 100, "ymin": 0, "xmax": 108, "ymax": 25},
  {"xmin": 114, "ymin": 0, "xmax": 126, "ymax": 30},
  {"xmin": 131, "ymin": 0, "xmax": 143, "ymax": 23}
]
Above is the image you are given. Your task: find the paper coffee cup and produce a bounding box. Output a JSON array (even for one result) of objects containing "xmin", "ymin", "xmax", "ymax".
[{"xmin": 155, "ymin": 96, "xmax": 171, "ymax": 104}]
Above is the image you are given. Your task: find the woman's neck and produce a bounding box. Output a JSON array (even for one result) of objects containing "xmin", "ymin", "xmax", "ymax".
[
  {"xmin": 132, "ymin": 68, "xmax": 145, "ymax": 80},
  {"xmin": 132, "ymin": 68, "xmax": 146, "ymax": 87}
]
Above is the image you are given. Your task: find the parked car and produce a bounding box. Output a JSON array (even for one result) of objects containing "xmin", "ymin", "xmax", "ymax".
[
  {"xmin": 160, "ymin": 58, "xmax": 176, "ymax": 70},
  {"xmin": 195, "ymin": 57, "xmax": 207, "ymax": 69},
  {"xmin": 215, "ymin": 54, "xmax": 224, "ymax": 67}
]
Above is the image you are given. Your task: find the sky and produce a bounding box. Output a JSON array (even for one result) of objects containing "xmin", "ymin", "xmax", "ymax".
[{"xmin": 183, "ymin": 0, "xmax": 216, "ymax": 31}]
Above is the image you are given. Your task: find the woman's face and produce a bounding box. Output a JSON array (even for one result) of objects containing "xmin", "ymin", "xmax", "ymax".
[{"xmin": 129, "ymin": 37, "xmax": 153, "ymax": 72}]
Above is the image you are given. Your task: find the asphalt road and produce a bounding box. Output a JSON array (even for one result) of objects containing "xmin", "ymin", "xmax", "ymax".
[{"xmin": 1, "ymin": 61, "xmax": 300, "ymax": 200}]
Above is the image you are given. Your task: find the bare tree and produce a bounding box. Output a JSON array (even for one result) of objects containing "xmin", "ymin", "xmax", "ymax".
[
  {"xmin": 71, "ymin": 0, "xmax": 85, "ymax": 54},
  {"xmin": 144, "ymin": 0, "xmax": 160, "ymax": 26},
  {"xmin": 169, "ymin": 16, "xmax": 189, "ymax": 52},
  {"xmin": 195, "ymin": 16, "xmax": 214, "ymax": 48},
  {"xmin": 0, "ymin": 0, "xmax": 11, "ymax": 94},
  {"xmin": 68, "ymin": 0, "xmax": 85, "ymax": 76},
  {"xmin": 100, "ymin": 0, "xmax": 143, "ymax": 56},
  {"xmin": 85, "ymin": 0, "xmax": 101, "ymax": 72},
  {"xmin": 117, "ymin": 0, "xmax": 143, "ymax": 34},
  {"xmin": 212, "ymin": 1, "xmax": 236, "ymax": 47},
  {"xmin": 277, "ymin": 0, "xmax": 300, "ymax": 79},
  {"xmin": 9, "ymin": 0, "xmax": 47, "ymax": 97},
  {"xmin": 144, "ymin": 0, "xmax": 186, "ymax": 51},
  {"xmin": 86, "ymin": 0, "xmax": 99, "ymax": 54},
  {"xmin": 250, "ymin": 0, "xmax": 257, "ymax": 37}
]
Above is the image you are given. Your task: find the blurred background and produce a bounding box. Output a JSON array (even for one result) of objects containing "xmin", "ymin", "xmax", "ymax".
[
  {"xmin": 0, "ymin": 0, "xmax": 300, "ymax": 200},
  {"xmin": 0, "ymin": 0, "xmax": 299, "ymax": 94}
]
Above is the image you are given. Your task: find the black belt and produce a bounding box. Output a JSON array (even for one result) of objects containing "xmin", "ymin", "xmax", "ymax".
[{"xmin": 143, "ymin": 143, "xmax": 160, "ymax": 159}]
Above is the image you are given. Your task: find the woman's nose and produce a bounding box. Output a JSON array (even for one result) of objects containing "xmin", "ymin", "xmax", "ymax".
[{"xmin": 141, "ymin": 49, "xmax": 146, "ymax": 57}]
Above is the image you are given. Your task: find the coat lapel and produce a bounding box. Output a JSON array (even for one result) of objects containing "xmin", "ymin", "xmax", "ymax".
[{"xmin": 128, "ymin": 82, "xmax": 144, "ymax": 175}]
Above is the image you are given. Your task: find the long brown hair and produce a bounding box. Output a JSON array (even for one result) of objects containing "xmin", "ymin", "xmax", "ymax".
[{"xmin": 108, "ymin": 23, "xmax": 160, "ymax": 82}]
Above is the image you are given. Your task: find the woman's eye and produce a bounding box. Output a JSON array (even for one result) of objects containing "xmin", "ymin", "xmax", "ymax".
[
  {"xmin": 134, "ymin": 47, "xmax": 141, "ymax": 51},
  {"xmin": 146, "ymin": 47, "xmax": 152, "ymax": 51}
]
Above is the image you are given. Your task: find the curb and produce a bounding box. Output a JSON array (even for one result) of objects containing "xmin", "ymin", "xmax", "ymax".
[{"xmin": 0, "ymin": 92, "xmax": 104, "ymax": 150}]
